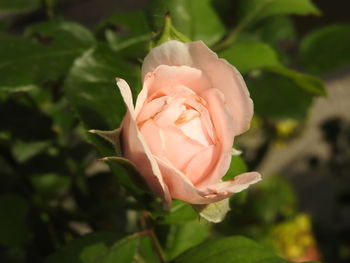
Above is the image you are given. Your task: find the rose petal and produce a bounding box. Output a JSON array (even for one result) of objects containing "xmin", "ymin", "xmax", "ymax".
[
  {"xmin": 190, "ymin": 42, "xmax": 254, "ymax": 135},
  {"xmin": 144, "ymin": 65, "xmax": 212, "ymax": 98},
  {"xmin": 199, "ymin": 105, "xmax": 216, "ymax": 144},
  {"xmin": 134, "ymin": 83, "xmax": 149, "ymax": 116},
  {"xmin": 158, "ymin": 126, "xmax": 205, "ymax": 171},
  {"xmin": 116, "ymin": 78, "xmax": 172, "ymax": 207},
  {"xmin": 153, "ymin": 98, "xmax": 186, "ymax": 127},
  {"xmin": 140, "ymin": 118, "xmax": 206, "ymax": 173},
  {"xmin": 205, "ymin": 172, "xmax": 262, "ymax": 200},
  {"xmin": 142, "ymin": 40, "xmax": 193, "ymax": 77},
  {"xmin": 138, "ymin": 120, "xmax": 164, "ymax": 159},
  {"xmin": 153, "ymin": 156, "xmax": 213, "ymax": 204},
  {"xmin": 196, "ymin": 88, "xmax": 234, "ymax": 188},
  {"xmin": 142, "ymin": 40, "xmax": 253, "ymax": 135},
  {"xmin": 185, "ymin": 145, "xmax": 216, "ymax": 184},
  {"xmin": 154, "ymin": 156, "xmax": 261, "ymax": 205},
  {"xmin": 178, "ymin": 114, "xmax": 210, "ymax": 147},
  {"xmin": 136, "ymin": 96, "xmax": 167, "ymax": 125}
]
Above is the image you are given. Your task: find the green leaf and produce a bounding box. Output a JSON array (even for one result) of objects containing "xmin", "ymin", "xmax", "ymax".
[
  {"xmin": 11, "ymin": 140, "xmax": 50, "ymax": 163},
  {"xmin": 96, "ymin": 10, "xmax": 151, "ymax": 57},
  {"xmin": 166, "ymin": 221, "xmax": 210, "ymax": 260},
  {"xmin": 258, "ymin": 259, "xmax": 292, "ymax": 263},
  {"xmin": 0, "ymin": 20, "xmax": 10, "ymax": 31},
  {"xmin": 237, "ymin": 0, "xmax": 320, "ymax": 25},
  {"xmin": 0, "ymin": 20, "xmax": 95, "ymax": 93},
  {"xmin": 0, "ymin": 194, "xmax": 29, "ymax": 246},
  {"xmin": 265, "ymin": 66, "xmax": 326, "ymax": 96},
  {"xmin": 252, "ymin": 16, "xmax": 297, "ymax": 48},
  {"xmin": 30, "ymin": 173, "xmax": 70, "ymax": 198},
  {"xmin": 45, "ymin": 232, "xmax": 139, "ymax": 263},
  {"xmin": 154, "ymin": 200, "xmax": 198, "ymax": 224},
  {"xmin": 223, "ymin": 156, "xmax": 248, "ymax": 181},
  {"xmin": 65, "ymin": 44, "xmax": 139, "ymax": 130},
  {"xmin": 249, "ymin": 175, "xmax": 297, "ymax": 224},
  {"xmin": 0, "ymin": 0, "xmax": 40, "ymax": 14},
  {"xmin": 214, "ymin": 175, "xmax": 298, "ymax": 240},
  {"xmin": 250, "ymin": 15, "xmax": 297, "ymax": 65},
  {"xmin": 0, "ymin": 98, "xmax": 55, "ymax": 140},
  {"xmin": 300, "ymin": 24, "xmax": 350, "ymax": 75},
  {"xmin": 173, "ymin": 236, "xmax": 293, "ymax": 263},
  {"xmin": 92, "ymin": 235, "xmax": 140, "ymax": 263},
  {"xmin": 137, "ymin": 235, "xmax": 162, "ymax": 263},
  {"xmin": 193, "ymin": 198, "xmax": 230, "ymax": 223},
  {"xmin": 149, "ymin": 0, "xmax": 225, "ymax": 45},
  {"xmin": 219, "ymin": 40, "xmax": 281, "ymax": 74},
  {"xmin": 0, "ymin": 34, "xmax": 41, "ymax": 93},
  {"xmin": 45, "ymin": 98, "xmax": 77, "ymax": 134},
  {"xmin": 248, "ymin": 71, "xmax": 313, "ymax": 119}
]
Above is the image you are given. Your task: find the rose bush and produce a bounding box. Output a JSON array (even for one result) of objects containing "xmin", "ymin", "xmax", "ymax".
[{"xmin": 117, "ymin": 40, "xmax": 261, "ymax": 207}]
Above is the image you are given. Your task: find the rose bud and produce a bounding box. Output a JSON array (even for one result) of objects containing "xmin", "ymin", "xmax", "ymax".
[{"xmin": 114, "ymin": 40, "xmax": 261, "ymax": 209}]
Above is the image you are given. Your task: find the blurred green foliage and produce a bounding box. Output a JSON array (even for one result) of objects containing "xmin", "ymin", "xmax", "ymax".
[
  {"xmin": 300, "ymin": 24, "xmax": 350, "ymax": 75},
  {"xmin": 0, "ymin": 0, "xmax": 40, "ymax": 15},
  {"xmin": 0, "ymin": 194, "xmax": 29, "ymax": 246},
  {"xmin": 0, "ymin": 0, "xmax": 347, "ymax": 262}
]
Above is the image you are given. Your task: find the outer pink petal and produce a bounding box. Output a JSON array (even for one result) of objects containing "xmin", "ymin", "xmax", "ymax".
[
  {"xmin": 153, "ymin": 156, "xmax": 213, "ymax": 204},
  {"xmin": 116, "ymin": 78, "xmax": 172, "ymax": 207},
  {"xmin": 154, "ymin": 156, "xmax": 261, "ymax": 205},
  {"xmin": 138, "ymin": 120, "xmax": 164, "ymax": 159},
  {"xmin": 204, "ymin": 172, "xmax": 262, "ymax": 201},
  {"xmin": 142, "ymin": 41, "xmax": 193, "ymax": 77},
  {"xmin": 143, "ymin": 65, "xmax": 212, "ymax": 98},
  {"xmin": 142, "ymin": 40, "xmax": 253, "ymax": 135},
  {"xmin": 189, "ymin": 41, "xmax": 253, "ymax": 135},
  {"xmin": 196, "ymin": 88, "xmax": 234, "ymax": 188}
]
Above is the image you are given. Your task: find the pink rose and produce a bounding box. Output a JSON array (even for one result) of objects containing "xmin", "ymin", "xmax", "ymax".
[{"xmin": 117, "ymin": 40, "xmax": 261, "ymax": 207}]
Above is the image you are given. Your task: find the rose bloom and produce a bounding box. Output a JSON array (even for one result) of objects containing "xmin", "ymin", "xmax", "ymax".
[{"xmin": 117, "ymin": 40, "xmax": 261, "ymax": 207}]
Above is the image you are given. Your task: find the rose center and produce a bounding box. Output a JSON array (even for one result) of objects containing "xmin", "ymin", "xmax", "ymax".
[{"xmin": 137, "ymin": 85, "xmax": 216, "ymax": 180}]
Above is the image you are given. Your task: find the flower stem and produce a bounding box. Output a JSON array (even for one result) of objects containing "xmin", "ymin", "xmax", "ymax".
[
  {"xmin": 213, "ymin": 0, "xmax": 272, "ymax": 51},
  {"xmin": 140, "ymin": 211, "xmax": 167, "ymax": 263}
]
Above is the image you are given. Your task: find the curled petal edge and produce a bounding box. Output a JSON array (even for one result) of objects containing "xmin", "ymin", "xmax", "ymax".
[
  {"xmin": 116, "ymin": 78, "xmax": 172, "ymax": 208},
  {"xmin": 154, "ymin": 155, "xmax": 261, "ymax": 205}
]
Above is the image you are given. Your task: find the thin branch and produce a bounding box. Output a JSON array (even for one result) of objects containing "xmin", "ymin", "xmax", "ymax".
[
  {"xmin": 140, "ymin": 211, "xmax": 167, "ymax": 263},
  {"xmin": 213, "ymin": 0, "xmax": 273, "ymax": 51}
]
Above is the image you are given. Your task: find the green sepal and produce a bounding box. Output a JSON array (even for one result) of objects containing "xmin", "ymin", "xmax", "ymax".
[
  {"xmin": 152, "ymin": 13, "xmax": 191, "ymax": 48},
  {"xmin": 98, "ymin": 156, "xmax": 150, "ymax": 194},
  {"xmin": 192, "ymin": 198, "xmax": 230, "ymax": 223},
  {"xmin": 89, "ymin": 128, "xmax": 122, "ymax": 155}
]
